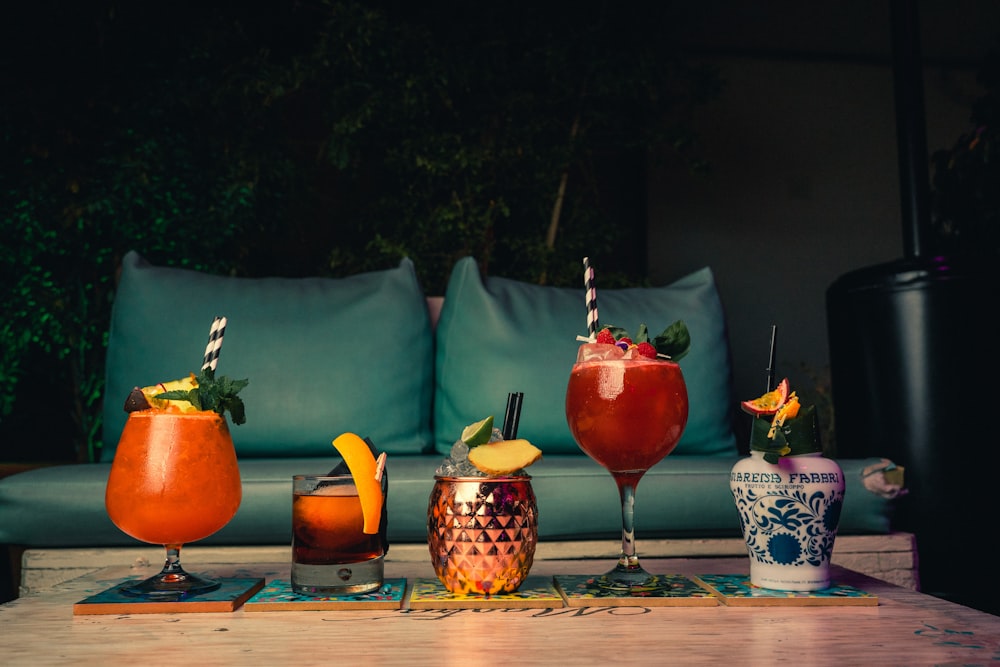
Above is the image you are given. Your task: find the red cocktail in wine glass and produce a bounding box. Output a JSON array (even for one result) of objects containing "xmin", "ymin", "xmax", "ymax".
[{"xmin": 565, "ymin": 338, "xmax": 689, "ymax": 591}]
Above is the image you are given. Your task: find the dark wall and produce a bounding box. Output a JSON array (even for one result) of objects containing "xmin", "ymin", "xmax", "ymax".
[{"xmin": 645, "ymin": 1, "xmax": 996, "ymax": 448}]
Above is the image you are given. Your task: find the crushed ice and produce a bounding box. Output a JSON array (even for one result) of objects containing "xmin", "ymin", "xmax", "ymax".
[{"xmin": 435, "ymin": 427, "xmax": 527, "ymax": 477}]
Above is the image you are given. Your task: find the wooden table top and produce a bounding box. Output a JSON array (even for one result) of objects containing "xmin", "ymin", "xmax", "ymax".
[{"xmin": 2, "ymin": 557, "xmax": 998, "ymax": 666}]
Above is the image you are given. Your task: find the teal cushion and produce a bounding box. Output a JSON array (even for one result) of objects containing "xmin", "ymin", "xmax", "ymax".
[
  {"xmin": 434, "ymin": 257, "xmax": 737, "ymax": 456},
  {"xmin": 0, "ymin": 456, "xmax": 893, "ymax": 547},
  {"xmin": 101, "ymin": 251, "xmax": 434, "ymax": 461}
]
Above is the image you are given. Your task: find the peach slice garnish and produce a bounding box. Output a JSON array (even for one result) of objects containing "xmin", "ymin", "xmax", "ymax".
[
  {"xmin": 331, "ymin": 432, "xmax": 385, "ymax": 534},
  {"xmin": 468, "ymin": 438, "xmax": 542, "ymax": 476}
]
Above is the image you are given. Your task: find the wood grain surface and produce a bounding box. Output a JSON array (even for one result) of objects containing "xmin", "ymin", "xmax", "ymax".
[{"xmin": 1, "ymin": 556, "xmax": 995, "ymax": 666}]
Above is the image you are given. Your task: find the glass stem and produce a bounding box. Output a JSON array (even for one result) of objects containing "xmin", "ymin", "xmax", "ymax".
[
  {"xmin": 616, "ymin": 478, "xmax": 641, "ymax": 571},
  {"xmin": 160, "ymin": 544, "xmax": 187, "ymax": 583}
]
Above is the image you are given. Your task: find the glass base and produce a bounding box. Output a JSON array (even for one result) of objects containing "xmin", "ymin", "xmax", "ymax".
[
  {"xmin": 291, "ymin": 556, "xmax": 385, "ymax": 596},
  {"xmin": 118, "ymin": 570, "xmax": 222, "ymax": 599},
  {"xmin": 594, "ymin": 559, "xmax": 671, "ymax": 593}
]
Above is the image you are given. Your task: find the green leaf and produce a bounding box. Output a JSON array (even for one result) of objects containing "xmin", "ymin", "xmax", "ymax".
[
  {"xmin": 155, "ymin": 367, "xmax": 249, "ymax": 425},
  {"xmin": 749, "ymin": 413, "xmax": 794, "ymax": 462},
  {"xmin": 602, "ymin": 320, "xmax": 691, "ymax": 360},
  {"xmin": 755, "ymin": 432, "xmax": 790, "ymax": 464},
  {"xmin": 653, "ymin": 320, "xmax": 691, "ymax": 361},
  {"xmin": 603, "ymin": 325, "xmax": 630, "ymax": 341}
]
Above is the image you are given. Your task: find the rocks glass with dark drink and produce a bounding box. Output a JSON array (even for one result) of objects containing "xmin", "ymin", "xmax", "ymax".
[{"xmin": 291, "ymin": 474, "xmax": 386, "ymax": 595}]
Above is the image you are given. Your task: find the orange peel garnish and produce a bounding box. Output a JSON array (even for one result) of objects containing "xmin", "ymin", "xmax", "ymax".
[
  {"xmin": 767, "ymin": 393, "xmax": 800, "ymax": 439},
  {"xmin": 331, "ymin": 432, "xmax": 385, "ymax": 534}
]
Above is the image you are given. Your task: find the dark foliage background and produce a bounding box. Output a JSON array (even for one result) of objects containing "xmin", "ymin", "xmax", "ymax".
[{"xmin": 1, "ymin": 1, "xmax": 719, "ymax": 462}]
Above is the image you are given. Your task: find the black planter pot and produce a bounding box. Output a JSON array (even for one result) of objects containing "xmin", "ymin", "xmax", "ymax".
[{"xmin": 827, "ymin": 254, "xmax": 1000, "ymax": 614}]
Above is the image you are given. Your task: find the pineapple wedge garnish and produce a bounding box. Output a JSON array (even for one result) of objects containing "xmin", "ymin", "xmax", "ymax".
[{"xmin": 124, "ymin": 373, "xmax": 200, "ymax": 412}]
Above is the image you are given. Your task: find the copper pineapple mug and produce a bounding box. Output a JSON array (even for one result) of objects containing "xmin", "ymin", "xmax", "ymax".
[{"xmin": 427, "ymin": 475, "xmax": 538, "ymax": 595}]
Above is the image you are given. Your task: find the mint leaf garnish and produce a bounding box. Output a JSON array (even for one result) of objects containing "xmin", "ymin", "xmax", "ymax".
[{"xmin": 156, "ymin": 367, "xmax": 249, "ymax": 425}]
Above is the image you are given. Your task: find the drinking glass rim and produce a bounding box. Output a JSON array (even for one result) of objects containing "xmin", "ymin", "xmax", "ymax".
[
  {"xmin": 433, "ymin": 474, "xmax": 532, "ymax": 482},
  {"xmin": 572, "ymin": 357, "xmax": 681, "ymax": 367},
  {"xmin": 126, "ymin": 410, "xmax": 225, "ymax": 420},
  {"xmin": 293, "ymin": 473, "xmax": 356, "ymax": 480}
]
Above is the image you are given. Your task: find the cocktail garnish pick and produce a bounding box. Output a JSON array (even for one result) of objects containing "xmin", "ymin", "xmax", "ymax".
[
  {"xmin": 502, "ymin": 391, "xmax": 524, "ymax": 440},
  {"xmin": 583, "ymin": 257, "xmax": 599, "ymax": 341},
  {"xmin": 202, "ymin": 315, "xmax": 227, "ymax": 371}
]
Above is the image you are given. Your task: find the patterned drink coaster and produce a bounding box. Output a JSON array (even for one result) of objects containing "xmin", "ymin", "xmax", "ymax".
[
  {"xmin": 243, "ymin": 578, "xmax": 406, "ymax": 611},
  {"xmin": 691, "ymin": 574, "xmax": 879, "ymax": 606},
  {"xmin": 408, "ymin": 576, "xmax": 564, "ymax": 609},
  {"xmin": 73, "ymin": 578, "xmax": 265, "ymax": 615},
  {"xmin": 553, "ymin": 574, "xmax": 719, "ymax": 607}
]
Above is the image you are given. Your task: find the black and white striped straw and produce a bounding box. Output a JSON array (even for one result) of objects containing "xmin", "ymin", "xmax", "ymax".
[
  {"xmin": 202, "ymin": 316, "xmax": 227, "ymax": 371},
  {"xmin": 583, "ymin": 257, "xmax": 599, "ymax": 339}
]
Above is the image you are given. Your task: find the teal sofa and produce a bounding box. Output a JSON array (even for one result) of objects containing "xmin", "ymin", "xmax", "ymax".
[{"xmin": 0, "ymin": 253, "xmax": 897, "ymax": 556}]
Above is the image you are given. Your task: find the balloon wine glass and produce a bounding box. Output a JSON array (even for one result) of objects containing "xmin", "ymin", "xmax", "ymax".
[
  {"xmin": 565, "ymin": 344, "xmax": 688, "ymax": 591},
  {"xmin": 104, "ymin": 316, "xmax": 246, "ymax": 598}
]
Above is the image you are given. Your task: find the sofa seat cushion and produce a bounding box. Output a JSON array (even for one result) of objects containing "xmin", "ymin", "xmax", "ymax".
[
  {"xmin": 0, "ymin": 456, "xmax": 893, "ymax": 548},
  {"xmin": 434, "ymin": 257, "xmax": 738, "ymax": 457},
  {"xmin": 101, "ymin": 252, "xmax": 435, "ymax": 461}
]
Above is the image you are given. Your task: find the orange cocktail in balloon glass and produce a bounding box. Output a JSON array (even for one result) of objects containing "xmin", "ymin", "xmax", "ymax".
[
  {"xmin": 105, "ymin": 409, "xmax": 242, "ymax": 598},
  {"xmin": 565, "ymin": 340, "xmax": 688, "ymax": 591}
]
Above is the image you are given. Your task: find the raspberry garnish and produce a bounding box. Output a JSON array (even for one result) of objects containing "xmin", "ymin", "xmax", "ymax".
[
  {"xmin": 636, "ymin": 342, "xmax": 658, "ymax": 359},
  {"xmin": 595, "ymin": 329, "xmax": 616, "ymax": 345}
]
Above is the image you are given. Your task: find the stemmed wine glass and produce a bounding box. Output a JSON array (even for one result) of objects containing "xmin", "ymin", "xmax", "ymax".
[
  {"xmin": 105, "ymin": 410, "xmax": 242, "ymax": 598},
  {"xmin": 565, "ymin": 343, "xmax": 689, "ymax": 591}
]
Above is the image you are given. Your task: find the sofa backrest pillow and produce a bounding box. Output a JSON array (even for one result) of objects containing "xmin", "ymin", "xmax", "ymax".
[
  {"xmin": 101, "ymin": 251, "xmax": 434, "ymax": 462},
  {"xmin": 434, "ymin": 256, "xmax": 738, "ymax": 457}
]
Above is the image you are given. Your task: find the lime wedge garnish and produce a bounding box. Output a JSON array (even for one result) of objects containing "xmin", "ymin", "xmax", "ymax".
[{"xmin": 461, "ymin": 416, "xmax": 494, "ymax": 447}]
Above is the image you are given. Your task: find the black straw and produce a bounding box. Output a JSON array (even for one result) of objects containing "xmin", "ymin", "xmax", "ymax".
[
  {"xmin": 502, "ymin": 392, "xmax": 524, "ymax": 440},
  {"xmin": 765, "ymin": 325, "xmax": 777, "ymax": 392},
  {"xmin": 751, "ymin": 326, "xmax": 778, "ymax": 449}
]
